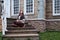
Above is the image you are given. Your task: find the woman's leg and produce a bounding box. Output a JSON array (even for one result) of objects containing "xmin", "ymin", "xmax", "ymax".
[
  {"xmin": 13, "ymin": 20, "xmax": 24, "ymax": 27},
  {"xmin": 17, "ymin": 22, "xmax": 24, "ymax": 27},
  {"xmin": 12, "ymin": 20, "xmax": 18, "ymax": 27}
]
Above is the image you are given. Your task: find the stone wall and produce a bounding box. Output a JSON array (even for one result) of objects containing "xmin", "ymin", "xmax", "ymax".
[
  {"xmin": 46, "ymin": 0, "xmax": 60, "ymax": 19},
  {"xmin": 46, "ymin": 20, "xmax": 60, "ymax": 31},
  {"xmin": 26, "ymin": 20, "xmax": 60, "ymax": 32},
  {"xmin": 26, "ymin": 20, "xmax": 46, "ymax": 32}
]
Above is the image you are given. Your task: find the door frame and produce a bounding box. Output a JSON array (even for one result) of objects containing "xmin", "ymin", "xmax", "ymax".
[{"xmin": 1, "ymin": 0, "xmax": 10, "ymax": 35}]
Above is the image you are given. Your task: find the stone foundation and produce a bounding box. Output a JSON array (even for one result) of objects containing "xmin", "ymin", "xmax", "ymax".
[
  {"xmin": 46, "ymin": 20, "xmax": 60, "ymax": 31},
  {"xmin": 26, "ymin": 19, "xmax": 60, "ymax": 32},
  {"xmin": 25, "ymin": 20, "xmax": 46, "ymax": 32}
]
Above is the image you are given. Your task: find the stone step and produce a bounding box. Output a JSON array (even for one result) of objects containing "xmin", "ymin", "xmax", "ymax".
[
  {"xmin": 3, "ymin": 37, "xmax": 39, "ymax": 40},
  {"xmin": 7, "ymin": 18, "xmax": 16, "ymax": 24},
  {"xmin": 7, "ymin": 24, "xmax": 33, "ymax": 27},
  {"xmin": 5, "ymin": 30, "xmax": 39, "ymax": 34},
  {"xmin": 7, "ymin": 22, "xmax": 32, "ymax": 27},
  {"xmin": 7, "ymin": 27, "xmax": 35, "ymax": 30},
  {"xmin": 3, "ymin": 34, "xmax": 39, "ymax": 38}
]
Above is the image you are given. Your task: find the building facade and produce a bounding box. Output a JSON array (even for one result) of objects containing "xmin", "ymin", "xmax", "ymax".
[{"xmin": 0, "ymin": 0, "xmax": 60, "ymax": 35}]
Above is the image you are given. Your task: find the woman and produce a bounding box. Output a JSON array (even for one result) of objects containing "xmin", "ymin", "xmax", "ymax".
[{"xmin": 12, "ymin": 10, "xmax": 25, "ymax": 27}]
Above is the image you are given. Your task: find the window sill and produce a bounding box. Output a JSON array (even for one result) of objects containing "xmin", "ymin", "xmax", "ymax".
[
  {"xmin": 53, "ymin": 14, "xmax": 60, "ymax": 16},
  {"xmin": 25, "ymin": 18, "xmax": 45, "ymax": 20}
]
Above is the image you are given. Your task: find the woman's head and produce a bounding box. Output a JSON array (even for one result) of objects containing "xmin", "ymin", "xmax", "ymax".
[
  {"xmin": 20, "ymin": 10, "xmax": 23, "ymax": 13},
  {"xmin": 19, "ymin": 10, "xmax": 24, "ymax": 16}
]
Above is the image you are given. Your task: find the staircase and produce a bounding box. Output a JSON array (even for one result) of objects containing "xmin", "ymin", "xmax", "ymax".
[{"xmin": 2, "ymin": 18, "xmax": 39, "ymax": 40}]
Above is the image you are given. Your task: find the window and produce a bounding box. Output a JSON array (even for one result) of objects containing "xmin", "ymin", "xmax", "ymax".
[
  {"xmin": 53, "ymin": 0, "xmax": 60, "ymax": 16},
  {"xmin": 12, "ymin": 0, "xmax": 20, "ymax": 16},
  {"xmin": 24, "ymin": 0, "xmax": 34, "ymax": 15}
]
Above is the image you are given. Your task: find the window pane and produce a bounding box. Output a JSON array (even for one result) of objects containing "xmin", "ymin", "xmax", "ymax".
[
  {"xmin": 54, "ymin": 0, "xmax": 60, "ymax": 14},
  {"xmin": 26, "ymin": 0, "xmax": 33, "ymax": 13},
  {"xmin": 14, "ymin": 0, "xmax": 19, "ymax": 14}
]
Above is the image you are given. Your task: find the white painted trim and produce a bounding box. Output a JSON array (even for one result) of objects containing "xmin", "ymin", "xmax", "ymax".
[
  {"xmin": 3, "ymin": 0, "xmax": 11, "ymax": 18},
  {"xmin": 11, "ymin": 0, "xmax": 14, "ymax": 16},
  {"xmin": 11, "ymin": 0, "xmax": 20, "ymax": 16},
  {"xmin": 2, "ymin": 0, "xmax": 10, "ymax": 35},
  {"xmin": 33, "ymin": 0, "xmax": 34, "ymax": 14},
  {"xmin": 53, "ymin": 0, "xmax": 54, "ymax": 15},
  {"xmin": 2, "ymin": 17, "xmax": 7, "ymax": 35},
  {"xmin": 53, "ymin": 0, "xmax": 60, "ymax": 16},
  {"xmin": 24, "ymin": 0, "xmax": 34, "ymax": 15},
  {"xmin": 24, "ymin": 0, "xmax": 26, "ymax": 15},
  {"xmin": 25, "ymin": 18, "xmax": 46, "ymax": 20}
]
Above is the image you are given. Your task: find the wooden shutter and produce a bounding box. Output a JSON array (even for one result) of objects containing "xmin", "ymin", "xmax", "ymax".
[{"xmin": 38, "ymin": 0, "xmax": 45, "ymax": 19}]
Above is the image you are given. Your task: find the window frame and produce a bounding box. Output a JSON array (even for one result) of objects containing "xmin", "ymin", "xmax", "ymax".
[
  {"xmin": 53, "ymin": 0, "xmax": 60, "ymax": 16},
  {"xmin": 11, "ymin": 0, "xmax": 20, "ymax": 16},
  {"xmin": 24, "ymin": 0, "xmax": 34, "ymax": 15}
]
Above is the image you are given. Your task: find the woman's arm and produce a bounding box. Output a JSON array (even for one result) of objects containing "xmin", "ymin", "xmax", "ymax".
[{"xmin": 20, "ymin": 19, "xmax": 25, "ymax": 23}]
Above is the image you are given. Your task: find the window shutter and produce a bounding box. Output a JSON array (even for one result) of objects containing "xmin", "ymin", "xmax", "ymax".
[{"xmin": 38, "ymin": 0, "xmax": 45, "ymax": 19}]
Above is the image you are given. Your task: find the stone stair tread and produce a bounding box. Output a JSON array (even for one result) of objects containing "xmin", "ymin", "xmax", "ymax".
[
  {"xmin": 7, "ymin": 27, "xmax": 35, "ymax": 30},
  {"xmin": 6, "ymin": 30, "xmax": 39, "ymax": 32},
  {"xmin": 7, "ymin": 24, "xmax": 34, "ymax": 27},
  {"xmin": 7, "ymin": 23, "xmax": 34, "ymax": 27},
  {"xmin": 7, "ymin": 26, "xmax": 35, "ymax": 28},
  {"xmin": 6, "ymin": 30, "xmax": 39, "ymax": 34},
  {"xmin": 3, "ymin": 34, "xmax": 39, "ymax": 37}
]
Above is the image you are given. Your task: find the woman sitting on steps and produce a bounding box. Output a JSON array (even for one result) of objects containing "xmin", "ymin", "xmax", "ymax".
[{"xmin": 12, "ymin": 10, "xmax": 25, "ymax": 27}]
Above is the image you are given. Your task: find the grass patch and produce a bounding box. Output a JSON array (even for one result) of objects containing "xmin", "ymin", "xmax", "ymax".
[
  {"xmin": 0, "ymin": 32, "xmax": 2, "ymax": 40},
  {"xmin": 39, "ymin": 31, "xmax": 60, "ymax": 40}
]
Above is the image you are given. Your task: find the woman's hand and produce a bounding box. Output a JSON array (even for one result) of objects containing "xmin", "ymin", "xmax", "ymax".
[
  {"xmin": 16, "ymin": 20, "xmax": 19, "ymax": 22},
  {"xmin": 16, "ymin": 19, "xmax": 25, "ymax": 23},
  {"xmin": 16, "ymin": 20, "xmax": 22, "ymax": 22}
]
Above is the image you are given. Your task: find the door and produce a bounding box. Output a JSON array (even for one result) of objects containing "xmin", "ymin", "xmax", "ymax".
[{"xmin": 1, "ymin": 0, "xmax": 10, "ymax": 35}]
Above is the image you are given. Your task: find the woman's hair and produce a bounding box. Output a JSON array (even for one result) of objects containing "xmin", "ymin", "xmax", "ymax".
[
  {"xmin": 19, "ymin": 10, "xmax": 24, "ymax": 16},
  {"xmin": 19, "ymin": 10, "xmax": 25, "ymax": 20}
]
